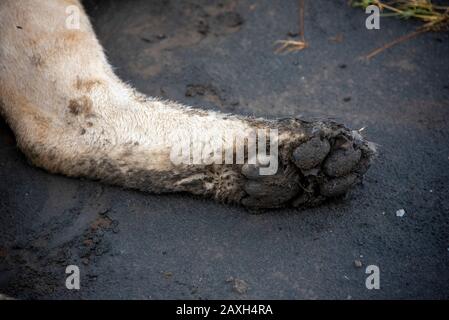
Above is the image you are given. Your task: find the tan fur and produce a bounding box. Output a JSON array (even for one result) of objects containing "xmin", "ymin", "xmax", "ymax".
[
  {"xmin": 0, "ymin": 0, "xmax": 259, "ymax": 202},
  {"xmin": 0, "ymin": 0, "xmax": 374, "ymax": 208}
]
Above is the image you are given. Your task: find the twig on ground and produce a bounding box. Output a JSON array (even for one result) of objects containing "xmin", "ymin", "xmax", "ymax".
[
  {"xmin": 275, "ymin": 0, "xmax": 308, "ymax": 54},
  {"xmin": 352, "ymin": 0, "xmax": 449, "ymax": 59},
  {"xmin": 363, "ymin": 28, "xmax": 427, "ymax": 59}
]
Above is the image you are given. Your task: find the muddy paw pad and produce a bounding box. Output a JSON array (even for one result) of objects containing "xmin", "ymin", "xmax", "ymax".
[
  {"xmin": 241, "ymin": 164, "xmax": 300, "ymax": 208},
  {"xmin": 324, "ymin": 145, "xmax": 361, "ymax": 177},
  {"xmin": 292, "ymin": 137, "xmax": 330, "ymax": 170},
  {"xmin": 320, "ymin": 174, "xmax": 357, "ymax": 197}
]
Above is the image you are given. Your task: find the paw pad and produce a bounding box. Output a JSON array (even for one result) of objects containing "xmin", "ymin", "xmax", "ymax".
[{"xmin": 292, "ymin": 137, "xmax": 330, "ymax": 170}]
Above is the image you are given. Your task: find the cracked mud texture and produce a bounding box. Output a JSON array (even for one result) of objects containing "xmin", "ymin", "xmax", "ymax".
[{"xmin": 1, "ymin": 0, "xmax": 449, "ymax": 299}]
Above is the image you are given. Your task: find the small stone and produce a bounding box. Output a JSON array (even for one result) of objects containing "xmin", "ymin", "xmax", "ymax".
[
  {"xmin": 354, "ymin": 260, "xmax": 362, "ymax": 268},
  {"xmin": 227, "ymin": 277, "xmax": 248, "ymax": 294},
  {"xmin": 396, "ymin": 209, "xmax": 406, "ymax": 217},
  {"xmin": 233, "ymin": 279, "xmax": 248, "ymax": 294}
]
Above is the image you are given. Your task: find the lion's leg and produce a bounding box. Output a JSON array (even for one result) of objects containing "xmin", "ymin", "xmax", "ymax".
[{"xmin": 0, "ymin": 0, "xmax": 375, "ymax": 209}]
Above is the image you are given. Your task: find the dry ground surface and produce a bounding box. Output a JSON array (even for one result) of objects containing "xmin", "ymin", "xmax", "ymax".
[{"xmin": 0, "ymin": 0, "xmax": 448, "ymax": 299}]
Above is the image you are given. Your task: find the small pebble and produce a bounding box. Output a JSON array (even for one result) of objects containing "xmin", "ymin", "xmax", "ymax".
[
  {"xmin": 354, "ymin": 260, "xmax": 362, "ymax": 268},
  {"xmin": 227, "ymin": 277, "xmax": 248, "ymax": 294},
  {"xmin": 396, "ymin": 209, "xmax": 406, "ymax": 217}
]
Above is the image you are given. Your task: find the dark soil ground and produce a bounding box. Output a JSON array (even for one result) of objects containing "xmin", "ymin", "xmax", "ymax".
[{"xmin": 1, "ymin": 0, "xmax": 448, "ymax": 299}]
